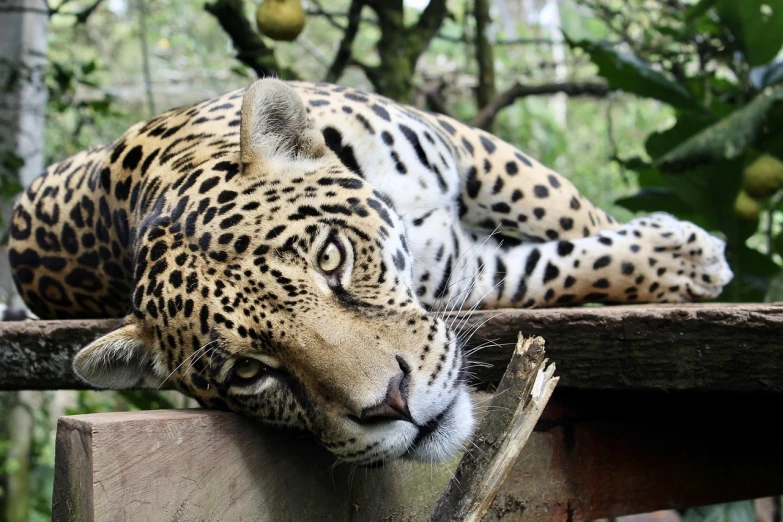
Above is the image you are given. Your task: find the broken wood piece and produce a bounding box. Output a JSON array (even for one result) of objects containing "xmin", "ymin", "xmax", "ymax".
[{"xmin": 430, "ymin": 334, "xmax": 559, "ymax": 522}]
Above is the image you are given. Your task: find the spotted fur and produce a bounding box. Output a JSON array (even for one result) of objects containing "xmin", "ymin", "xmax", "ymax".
[{"xmin": 8, "ymin": 80, "xmax": 732, "ymax": 463}]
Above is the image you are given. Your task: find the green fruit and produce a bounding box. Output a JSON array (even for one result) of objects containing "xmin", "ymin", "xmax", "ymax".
[
  {"xmin": 256, "ymin": 0, "xmax": 305, "ymax": 42},
  {"xmin": 733, "ymin": 190, "xmax": 762, "ymax": 221},
  {"xmin": 742, "ymin": 154, "xmax": 783, "ymax": 199}
]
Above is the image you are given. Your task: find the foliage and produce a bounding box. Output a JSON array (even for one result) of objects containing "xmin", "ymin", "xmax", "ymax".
[
  {"xmin": 0, "ymin": 59, "xmax": 28, "ymax": 207},
  {"xmin": 0, "ymin": 138, "xmax": 24, "ymax": 203},
  {"xmin": 44, "ymin": 58, "xmax": 119, "ymax": 160},
  {"xmin": 569, "ymin": 0, "xmax": 783, "ymax": 303}
]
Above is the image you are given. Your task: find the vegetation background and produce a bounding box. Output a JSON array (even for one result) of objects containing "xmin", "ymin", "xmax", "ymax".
[{"xmin": 1, "ymin": 0, "xmax": 782, "ymax": 520}]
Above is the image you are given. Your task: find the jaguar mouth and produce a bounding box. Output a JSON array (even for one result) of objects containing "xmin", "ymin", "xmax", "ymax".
[
  {"xmin": 406, "ymin": 397, "xmax": 455, "ymax": 454},
  {"xmin": 355, "ymin": 401, "xmax": 455, "ymax": 468}
]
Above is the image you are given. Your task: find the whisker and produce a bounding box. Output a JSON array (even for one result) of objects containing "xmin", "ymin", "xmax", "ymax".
[{"xmin": 157, "ymin": 339, "xmax": 217, "ymax": 389}]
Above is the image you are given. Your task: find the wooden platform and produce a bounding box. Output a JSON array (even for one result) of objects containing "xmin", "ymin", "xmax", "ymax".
[
  {"xmin": 2, "ymin": 303, "xmax": 782, "ymax": 392},
  {"xmin": 2, "ymin": 303, "xmax": 783, "ymax": 520}
]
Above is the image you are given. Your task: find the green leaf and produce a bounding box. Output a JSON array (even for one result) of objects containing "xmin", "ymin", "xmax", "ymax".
[
  {"xmin": 565, "ymin": 36, "xmax": 700, "ymax": 111},
  {"xmin": 685, "ymin": 0, "xmax": 716, "ymax": 22},
  {"xmin": 646, "ymin": 114, "xmax": 716, "ymax": 159},
  {"xmin": 88, "ymin": 99, "xmax": 111, "ymax": 115},
  {"xmin": 657, "ymin": 86, "xmax": 783, "ymax": 172},
  {"xmin": 615, "ymin": 188, "xmax": 696, "ymax": 216},
  {"xmin": 611, "ymin": 155, "xmax": 651, "ymax": 171},
  {"xmin": 116, "ymin": 390, "xmax": 177, "ymax": 411},
  {"xmin": 230, "ymin": 64, "xmax": 251, "ymax": 78},
  {"xmin": 765, "ymin": 267, "xmax": 783, "ymax": 302},
  {"xmin": 80, "ymin": 59, "xmax": 96, "ymax": 75},
  {"xmin": 716, "ymin": 0, "xmax": 783, "ymax": 67}
]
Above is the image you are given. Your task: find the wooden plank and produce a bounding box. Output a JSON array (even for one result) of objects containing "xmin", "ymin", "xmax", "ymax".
[
  {"xmin": 3, "ymin": 303, "xmax": 782, "ymax": 392},
  {"xmin": 52, "ymin": 409, "xmax": 459, "ymax": 522},
  {"xmin": 0, "ymin": 318, "xmax": 118, "ymax": 390},
  {"xmin": 53, "ymin": 391, "xmax": 783, "ymax": 521},
  {"xmin": 464, "ymin": 302, "xmax": 783, "ymax": 392}
]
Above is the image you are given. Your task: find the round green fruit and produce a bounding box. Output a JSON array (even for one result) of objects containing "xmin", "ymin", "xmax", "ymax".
[
  {"xmin": 733, "ymin": 190, "xmax": 762, "ymax": 221},
  {"xmin": 256, "ymin": 0, "xmax": 305, "ymax": 42},
  {"xmin": 742, "ymin": 154, "xmax": 783, "ymax": 199}
]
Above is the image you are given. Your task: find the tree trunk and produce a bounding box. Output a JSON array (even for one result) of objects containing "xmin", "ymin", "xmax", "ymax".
[
  {"xmin": 364, "ymin": 0, "xmax": 448, "ymax": 103},
  {"xmin": 541, "ymin": 0, "xmax": 567, "ymax": 126},
  {"xmin": 0, "ymin": 0, "xmax": 49, "ymax": 188},
  {"xmin": 474, "ymin": 0, "xmax": 496, "ymax": 130},
  {"xmin": 0, "ymin": 1, "xmax": 48, "ymax": 519}
]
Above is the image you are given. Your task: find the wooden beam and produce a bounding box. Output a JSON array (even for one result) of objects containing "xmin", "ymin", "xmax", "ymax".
[
  {"xmin": 0, "ymin": 318, "xmax": 118, "ymax": 390},
  {"xmin": 3, "ymin": 303, "xmax": 782, "ymax": 392},
  {"xmin": 53, "ymin": 390, "xmax": 783, "ymax": 521},
  {"xmin": 464, "ymin": 302, "xmax": 783, "ymax": 392},
  {"xmin": 52, "ymin": 409, "xmax": 459, "ymax": 521}
]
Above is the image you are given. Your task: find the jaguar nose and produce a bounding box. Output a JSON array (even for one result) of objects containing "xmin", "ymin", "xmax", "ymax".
[{"xmin": 359, "ymin": 358, "xmax": 413, "ymax": 424}]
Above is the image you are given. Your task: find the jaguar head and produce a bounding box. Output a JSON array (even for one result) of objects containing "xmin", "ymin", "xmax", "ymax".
[{"xmin": 73, "ymin": 79, "xmax": 475, "ymax": 465}]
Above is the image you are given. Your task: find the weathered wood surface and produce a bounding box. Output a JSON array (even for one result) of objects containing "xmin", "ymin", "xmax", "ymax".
[
  {"xmin": 464, "ymin": 302, "xmax": 783, "ymax": 392},
  {"xmin": 53, "ymin": 409, "xmax": 460, "ymax": 522},
  {"xmin": 3, "ymin": 303, "xmax": 782, "ymax": 392},
  {"xmin": 53, "ymin": 391, "xmax": 783, "ymax": 522},
  {"xmin": 0, "ymin": 319, "xmax": 119, "ymax": 390}
]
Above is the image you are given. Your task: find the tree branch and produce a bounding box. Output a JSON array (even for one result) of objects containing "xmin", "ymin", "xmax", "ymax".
[
  {"xmin": 324, "ymin": 0, "xmax": 365, "ymax": 83},
  {"xmin": 306, "ymin": 2, "xmax": 346, "ymax": 31},
  {"xmin": 306, "ymin": 3, "xmax": 379, "ymax": 31},
  {"xmin": 204, "ymin": 0, "xmax": 296, "ymax": 79},
  {"xmin": 471, "ymin": 81, "xmax": 611, "ymax": 129},
  {"xmin": 408, "ymin": 0, "xmax": 449, "ymax": 59},
  {"xmin": 74, "ymin": 0, "xmax": 103, "ymax": 24},
  {"xmin": 414, "ymin": 79, "xmax": 454, "ymax": 118}
]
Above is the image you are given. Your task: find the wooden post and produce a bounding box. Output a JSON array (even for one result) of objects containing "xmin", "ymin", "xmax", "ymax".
[
  {"xmin": 52, "ymin": 409, "xmax": 459, "ymax": 521},
  {"xmin": 52, "ymin": 390, "xmax": 783, "ymax": 521}
]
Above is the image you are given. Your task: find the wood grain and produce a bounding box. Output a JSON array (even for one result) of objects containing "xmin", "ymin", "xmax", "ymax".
[
  {"xmin": 52, "ymin": 409, "xmax": 459, "ymax": 522},
  {"xmin": 3, "ymin": 303, "xmax": 782, "ymax": 392}
]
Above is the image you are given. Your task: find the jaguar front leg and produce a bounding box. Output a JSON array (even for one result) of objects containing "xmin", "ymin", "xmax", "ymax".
[
  {"xmin": 428, "ymin": 213, "xmax": 733, "ymax": 310},
  {"xmin": 437, "ymin": 116, "xmax": 623, "ymax": 242}
]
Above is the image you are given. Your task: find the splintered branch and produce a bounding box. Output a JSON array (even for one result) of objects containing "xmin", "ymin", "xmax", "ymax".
[{"xmin": 430, "ymin": 335, "xmax": 558, "ymax": 522}]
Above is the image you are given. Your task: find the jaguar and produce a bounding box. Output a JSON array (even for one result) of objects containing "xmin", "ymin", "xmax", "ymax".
[{"xmin": 8, "ymin": 79, "xmax": 733, "ymax": 465}]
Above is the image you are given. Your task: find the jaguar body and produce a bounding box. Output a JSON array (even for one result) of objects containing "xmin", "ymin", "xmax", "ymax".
[{"xmin": 8, "ymin": 79, "xmax": 732, "ymax": 464}]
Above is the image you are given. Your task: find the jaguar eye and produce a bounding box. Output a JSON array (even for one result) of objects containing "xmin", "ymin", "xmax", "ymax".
[
  {"xmin": 233, "ymin": 358, "xmax": 264, "ymax": 381},
  {"xmin": 318, "ymin": 241, "xmax": 343, "ymax": 274}
]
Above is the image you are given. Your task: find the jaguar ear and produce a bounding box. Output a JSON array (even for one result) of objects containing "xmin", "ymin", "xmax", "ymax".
[
  {"xmin": 73, "ymin": 322, "xmax": 168, "ymax": 389},
  {"xmin": 239, "ymin": 79, "xmax": 327, "ymax": 168}
]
